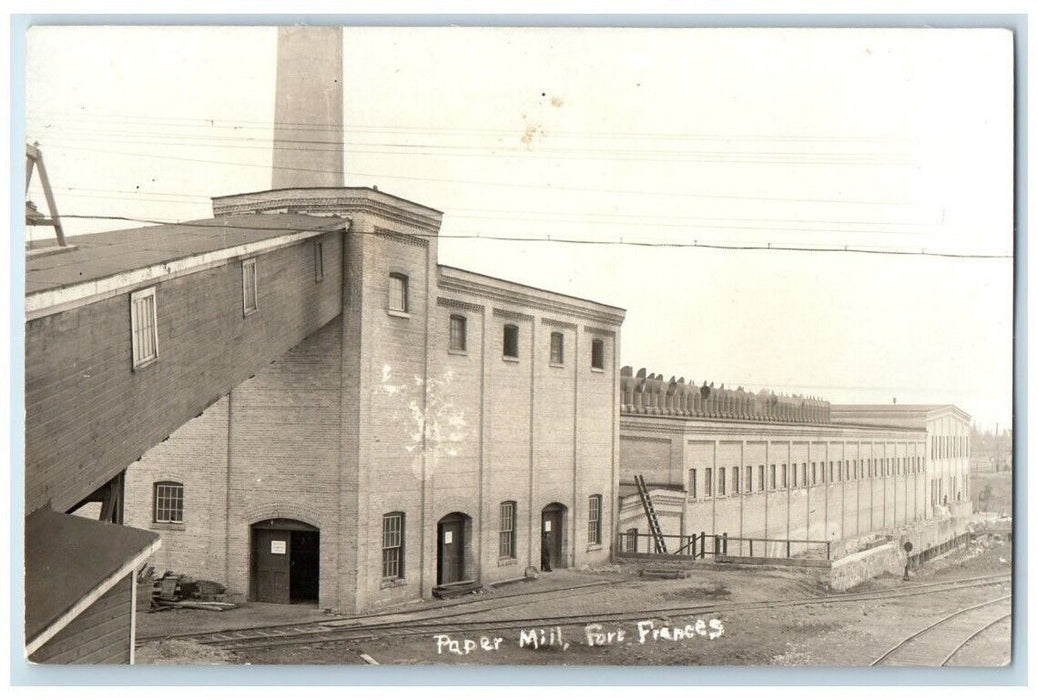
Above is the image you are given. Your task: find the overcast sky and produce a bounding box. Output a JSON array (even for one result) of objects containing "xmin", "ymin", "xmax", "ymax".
[{"xmin": 23, "ymin": 26, "xmax": 1014, "ymax": 430}]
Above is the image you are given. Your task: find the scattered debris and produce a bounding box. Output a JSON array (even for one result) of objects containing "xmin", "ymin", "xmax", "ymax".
[{"xmin": 149, "ymin": 571, "xmax": 237, "ymax": 612}]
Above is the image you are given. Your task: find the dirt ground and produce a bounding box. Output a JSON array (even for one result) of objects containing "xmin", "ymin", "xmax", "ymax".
[{"xmin": 137, "ymin": 531, "xmax": 1013, "ymax": 667}]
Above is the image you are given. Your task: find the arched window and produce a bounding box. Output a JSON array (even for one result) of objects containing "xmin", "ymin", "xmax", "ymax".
[
  {"xmin": 503, "ymin": 324, "xmax": 519, "ymax": 358},
  {"xmin": 153, "ymin": 481, "xmax": 184, "ymax": 524},
  {"xmin": 499, "ymin": 501, "xmax": 517, "ymax": 558},
  {"xmin": 449, "ymin": 314, "xmax": 467, "ymax": 352},
  {"xmin": 382, "ymin": 512, "xmax": 405, "ymax": 580},
  {"xmin": 550, "ymin": 331, "xmax": 564, "ymax": 365}
]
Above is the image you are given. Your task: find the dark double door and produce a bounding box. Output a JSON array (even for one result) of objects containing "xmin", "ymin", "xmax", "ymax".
[
  {"xmin": 541, "ymin": 505, "xmax": 565, "ymax": 570},
  {"xmin": 437, "ymin": 515, "xmax": 467, "ymax": 585},
  {"xmin": 251, "ymin": 519, "xmax": 319, "ymax": 604}
]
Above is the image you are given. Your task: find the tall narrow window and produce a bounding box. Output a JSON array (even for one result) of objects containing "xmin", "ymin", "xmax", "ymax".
[
  {"xmin": 782, "ymin": 464, "xmax": 788, "ymax": 488},
  {"xmin": 792, "ymin": 463, "xmax": 798, "ymax": 488},
  {"xmin": 587, "ymin": 495, "xmax": 602, "ymax": 545},
  {"xmin": 242, "ymin": 258, "xmax": 258, "ymax": 316},
  {"xmin": 591, "ymin": 338, "xmax": 605, "ymax": 370},
  {"xmin": 705, "ymin": 468, "xmax": 713, "ymax": 497},
  {"xmin": 689, "ymin": 469, "xmax": 697, "ymax": 499},
  {"xmin": 770, "ymin": 464, "xmax": 777, "ymax": 490},
  {"xmin": 550, "ymin": 331, "xmax": 564, "ymax": 365},
  {"xmin": 449, "ymin": 314, "xmax": 467, "ymax": 352},
  {"xmin": 153, "ymin": 481, "xmax": 184, "ymax": 524},
  {"xmin": 745, "ymin": 466, "xmax": 752, "ymax": 493},
  {"xmin": 732, "ymin": 466, "xmax": 740, "ymax": 494},
  {"xmin": 382, "ymin": 512, "xmax": 405, "ymax": 579},
  {"xmin": 130, "ymin": 287, "xmax": 159, "ymax": 368},
  {"xmin": 718, "ymin": 467, "xmax": 727, "ymax": 495},
  {"xmin": 503, "ymin": 324, "xmax": 519, "ymax": 358},
  {"xmin": 811, "ymin": 462, "xmax": 817, "ymax": 485},
  {"xmin": 758, "ymin": 465, "xmax": 765, "ymax": 492},
  {"xmin": 314, "ymin": 241, "xmax": 324, "ymax": 282},
  {"xmin": 499, "ymin": 501, "xmax": 517, "ymax": 558},
  {"xmin": 388, "ymin": 273, "xmax": 408, "ymax": 313}
]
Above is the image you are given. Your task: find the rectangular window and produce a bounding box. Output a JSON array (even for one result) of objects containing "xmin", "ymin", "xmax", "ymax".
[
  {"xmin": 770, "ymin": 464, "xmax": 776, "ymax": 490},
  {"xmin": 732, "ymin": 466, "xmax": 740, "ymax": 494},
  {"xmin": 242, "ymin": 258, "xmax": 258, "ymax": 316},
  {"xmin": 811, "ymin": 462, "xmax": 817, "ymax": 485},
  {"xmin": 705, "ymin": 468, "xmax": 713, "ymax": 497},
  {"xmin": 828, "ymin": 461, "xmax": 834, "ymax": 483},
  {"xmin": 782, "ymin": 464, "xmax": 788, "ymax": 488},
  {"xmin": 388, "ymin": 273, "xmax": 408, "ymax": 313},
  {"xmin": 550, "ymin": 331, "xmax": 564, "ymax": 365},
  {"xmin": 499, "ymin": 502, "xmax": 516, "ymax": 558},
  {"xmin": 591, "ymin": 338, "xmax": 605, "ymax": 370},
  {"xmin": 449, "ymin": 315, "xmax": 467, "ymax": 352},
  {"xmin": 382, "ymin": 512, "xmax": 404, "ymax": 579},
  {"xmin": 792, "ymin": 463, "xmax": 798, "ymax": 488},
  {"xmin": 718, "ymin": 467, "xmax": 727, "ymax": 495},
  {"xmin": 689, "ymin": 469, "xmax": 697, "ymax": 499},
  {"xmin": 758, "ymin": 465, "xmax": 765, "ymax": 492},
  {"xmin": 503, "ymin": 324, "xmax": 519, "ymax": 358},
  {"xmin": 314, "ymin": 241, "xmax": 324, "ymax": 282},
  {"xmin": 130, "ymin": 287, "xmax": 159, "ymax": 368},
  {"xmin": 153, "ymin": 482, "xmax": 183, "ymax": 524},
  {"xmin": 801, "ymin": 462, "xmax": 808, "ymax": 485},
  {"xmin": 588, "ymin": 495, "xmax": 602, "ymax": 545},
  {"xmin": 745, "ymin": 466, "xmax": 752, "ymax": 493}
]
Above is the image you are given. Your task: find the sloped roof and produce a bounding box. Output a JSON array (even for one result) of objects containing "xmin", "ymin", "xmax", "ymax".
[
  {"xmin": 25, "ymin": 508, "xmax": 160, "ymax": 647},
  {"xmin": 26, "ymin": 213, "xmax": 350, "ymax": 295}
]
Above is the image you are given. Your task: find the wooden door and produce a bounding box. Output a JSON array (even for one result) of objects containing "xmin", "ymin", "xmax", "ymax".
[
  {"xmin": 542, "ymin": 511, "xmax": 563, "ymax": 569},
  {"xmin": 438, "ymin": 519, "xmax": 464, "ymax": 585},
  {"xmin": 252, "ymin": 529, "xmax": 291, "ymax": 603}
]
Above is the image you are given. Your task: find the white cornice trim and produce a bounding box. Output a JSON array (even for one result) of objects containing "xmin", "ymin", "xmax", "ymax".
[
  {"xmin": 26, "ymin": 228, "xmax": 342, "ymax": 321},
  {"xmin": 25, "ymin": 537, "xmax": 161, "ymax": 657}
]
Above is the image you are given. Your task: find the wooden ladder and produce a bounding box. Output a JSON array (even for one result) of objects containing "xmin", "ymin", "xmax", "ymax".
[{"xmin": 635, "ymin": 474, "xmax": 668, "ymax": 554}]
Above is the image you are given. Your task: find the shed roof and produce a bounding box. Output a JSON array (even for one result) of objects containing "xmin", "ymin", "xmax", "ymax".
[{"xmin": 25, "ymin": 508, "xmax": 160, "ymax": 646}]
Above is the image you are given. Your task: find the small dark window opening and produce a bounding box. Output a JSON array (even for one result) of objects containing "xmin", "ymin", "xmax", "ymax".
[
  {"xmin": 503, "ymin": 324, "xmax": 519, "ymax": 358},
  {"xmin": 314, "ymin": 241, "xmax": 324, "ymax": 282},
  {"xmin": 591, "ymin": 338, "xmax": 605, "ymax": 370}
]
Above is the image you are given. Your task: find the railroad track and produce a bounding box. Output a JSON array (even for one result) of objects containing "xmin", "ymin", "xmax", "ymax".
[
  {"xmin": 154, "ymin": 572, "xmax": 1011, "ymax": 653},
  {"xmin": 870, "ymin": 595, "xmax": 1012, "ymax": 666}
]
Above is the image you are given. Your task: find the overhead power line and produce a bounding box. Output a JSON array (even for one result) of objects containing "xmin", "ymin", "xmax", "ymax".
[
  {"xmin": 32, "ymin": 144, "xmax": 920, "ymax": 207},
  {"xmin": 52, "ymin": 213, "xmax": 1012, "ymax": 259}
]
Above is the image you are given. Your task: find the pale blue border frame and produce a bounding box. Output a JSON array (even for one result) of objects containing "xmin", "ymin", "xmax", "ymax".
[{"xmin": 8, "ymin": 12, "xmax": 1027, "ymax": 687}]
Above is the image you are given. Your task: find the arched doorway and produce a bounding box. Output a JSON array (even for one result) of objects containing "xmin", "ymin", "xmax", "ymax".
[
  {"xmin": 437, "ymin": 512, "xmax": 472, "ymax": 585},
  {"xmin": 541, "ymin": 503, "xmax": 568, "ymax": 571},
  {"xmin": 250, "ymin": 518, "xmax": 319, "ymax": 604}
]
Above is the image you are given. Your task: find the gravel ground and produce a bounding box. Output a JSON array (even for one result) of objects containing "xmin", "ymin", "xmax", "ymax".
[{"xmin": 136, "ymin": 535, "xmax": 1013, "ymax": 666}]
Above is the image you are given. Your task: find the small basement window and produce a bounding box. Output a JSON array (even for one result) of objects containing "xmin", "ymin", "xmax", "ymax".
[
  {"xmin": 130, "ymin": 286, "xmax": 159, "ymax": 368},
  {"xmin": 503, "ymin": 324, "xmax": 519, "ymax": 359},
  {"xmin": 242, "ymin": 258, "xmax": 258, "ymax": 316}
]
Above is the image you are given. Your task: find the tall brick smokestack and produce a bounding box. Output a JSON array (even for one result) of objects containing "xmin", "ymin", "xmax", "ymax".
[{"xmin": 271, "ymin": 26, "xmax": 344, "ymax": 189}]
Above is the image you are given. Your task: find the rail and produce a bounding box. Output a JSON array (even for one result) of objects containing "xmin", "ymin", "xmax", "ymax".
[{"xmin": 616, "ymin": 531, "xmax": 832, "ymax": 561}]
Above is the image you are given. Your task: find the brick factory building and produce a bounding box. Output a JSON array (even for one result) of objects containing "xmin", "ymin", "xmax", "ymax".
[
  {"xmin": 118, "ymin": 187, "xmax": 624, "ymax": 612},
  {"xmin": 616, "ymin": 369, "xmax": 972, "ymax": 557}
]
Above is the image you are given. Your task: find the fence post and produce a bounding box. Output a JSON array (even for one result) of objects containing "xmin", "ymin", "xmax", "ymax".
[
  {"xmin": 722, "ymin": 532, "xmax": 728, "ymax": 555},
  {"xmin": 749, "ymin": 539, "xmax": 753, "ymax": 558},
  {"xmin": 786, "ymin": 540, "xmax": 791, "ymax": 559},
  {"xmin": 700, "ymin": 531, "xmax": 706, "ymax": 559},
  {"xmin": 826, "ymin": 542, "xmax": 831, "ymax": 560}
]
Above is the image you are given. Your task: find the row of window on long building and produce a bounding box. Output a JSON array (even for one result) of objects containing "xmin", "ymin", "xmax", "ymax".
[
  {"xmin": 381, "ymin": 495, "xmax": 603, "ymax": 581},
  {"xmin": 931, "ymin": 434, "xmax": 969, "ymax": 460},
  {"xmin": 688, "ymin": 455, "xmax": 928, "ymax": 499}
]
